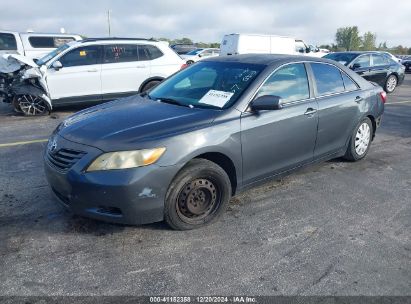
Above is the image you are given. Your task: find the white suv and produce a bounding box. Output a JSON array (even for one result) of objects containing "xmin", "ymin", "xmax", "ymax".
[{"xmin": 2, "ymin": 38, "xmax": 185, "ymax": 115}]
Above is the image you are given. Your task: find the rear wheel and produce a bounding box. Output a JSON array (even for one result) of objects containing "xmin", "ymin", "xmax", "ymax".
[
  {"xmin": 385, "ymin": 74, "xmax": 397, "ymax": 93},
  {"xmin": 164, "ymin": 159, "xmax": 231, "ymax": 230},
  {"xmin": 141, "ymin": 80, "xmax": 161, "ymax": 93},
  {"xmin": 344, "ymin": 117, "xmax": 373, "ymax": 161},
  {"xmin": 16, "ymin": 94, "xmax": 49, "ymax": 116}
]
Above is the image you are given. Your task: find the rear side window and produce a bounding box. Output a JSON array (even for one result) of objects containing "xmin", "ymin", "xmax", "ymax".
[
  {"xmin": 0, "ymin": 33, "xmax": 17, "ymax": 50},
  {"xmin": 104, "ymin": 44, "xmax": 138, "ymax": 63},
  {"xmin": 29, "ymin": 36, "xmax": 75, "ymax": 48},
  {"xmin": 341, "ymin": 72, "xmax": 359, "ymax": 91},
  {"xmin": 256, "ymin": 63, "xmax": 310, "ymax": 103},
  {"xmin": 372, "ymin": 54, "xmax": 389, "ymax": 67},
  {"xmin": 144, "ymin": 45, "xmax": 163, "ymax": 59},
  {"xmin": 59, "ymin": 45, "xmax": 102, "ymax": 67},
  {"xmin": 311, "ymin": 63, "xmax": 345, "ymax": 96}
]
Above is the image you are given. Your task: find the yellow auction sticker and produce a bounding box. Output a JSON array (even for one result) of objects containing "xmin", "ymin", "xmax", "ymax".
[{"xmin": 79, "ymin": 50, "xmax": 87, "ymax": 56}]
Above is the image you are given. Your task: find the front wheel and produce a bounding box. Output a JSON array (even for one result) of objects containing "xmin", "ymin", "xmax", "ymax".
[
  {"xmin": 15, "ymin": 94, "xmax": 49, "ymax": 116},
  {"xmin": 164, "ymin": 159, "xmax": 231, "ymax": 230},
  {"xmin": 385, "ymin": 74, "xmax": 397, "ymax": 93},
  {"xmin": 344, "ymin": 117, "xmax": 373, "ymax": 161}
]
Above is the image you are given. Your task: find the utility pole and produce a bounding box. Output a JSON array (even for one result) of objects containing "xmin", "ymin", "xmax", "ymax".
[{"xmin": 107, "ymin": 10, "xmax": 112, "ymax": 37}]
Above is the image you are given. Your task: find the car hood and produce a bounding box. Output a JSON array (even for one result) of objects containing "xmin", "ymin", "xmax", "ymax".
[
  {"xmin": 6, "ymin": 54, "xmax": 38, "ymax": 68},
  {"xmin": 58, "ymin": 95, "xmax": 219, "ymax": 151}
]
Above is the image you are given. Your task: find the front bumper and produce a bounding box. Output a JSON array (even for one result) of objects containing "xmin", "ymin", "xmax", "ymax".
[{"xmin": 44, "ymin": 134, "xmax": 182, "ymax": 225}]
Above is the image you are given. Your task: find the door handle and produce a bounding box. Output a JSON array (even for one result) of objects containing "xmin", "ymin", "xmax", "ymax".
[
  {"xmin": 135, "ymin": 65, "xmax": 146, "ymax": 68},
  {"xmin": 304, "ymin": 108, "xmax": 317, "ymax": 116},
  {"xmin": 87, "ymin": 69, "xmax": 98, "ymax": 72},
  {"xmin": 355, "ymin": 96, "xmax": 363, "ymax": 103}
]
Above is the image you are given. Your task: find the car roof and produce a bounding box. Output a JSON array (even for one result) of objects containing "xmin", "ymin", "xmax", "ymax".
[
  {"xmin": 203, "ymin": 54, "xmax": 335, "ymax": 66},
  {"xmin": 328, "ymin": 51, "xmax": 387, "ymax": 56}
]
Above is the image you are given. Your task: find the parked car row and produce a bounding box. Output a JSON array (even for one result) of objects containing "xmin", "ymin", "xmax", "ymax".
[{"xmin": 0, "ymin": 31, "xmax": 404, "ymax": 116}]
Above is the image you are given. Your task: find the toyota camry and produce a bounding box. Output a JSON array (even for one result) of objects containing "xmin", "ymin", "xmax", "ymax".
[{"xmin": 44, "ymin": 54, "xmax": 385, "ymax": 230}]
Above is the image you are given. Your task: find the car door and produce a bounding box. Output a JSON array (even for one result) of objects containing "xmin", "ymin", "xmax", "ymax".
[
  {"xmin": 370, "ymin": 54, "xmax": 390, "ymax": 86},
  {"xmin": 101, "ymin": 44, "xmax": 151, "ymax": 100},
  {"xmin": 309, "ymin": 62, "xmax": 363, "ymax": 158},
  {"xmin": 240, "ymin": 63, "xmax": 318, "ymax": 185},
  {"xmin": 46, "ymin": 45, "xmax": 102, "ymax": 102},
  {"xmin": 350, "ymin": 54, "xmax": 372, "ymax": 80}
]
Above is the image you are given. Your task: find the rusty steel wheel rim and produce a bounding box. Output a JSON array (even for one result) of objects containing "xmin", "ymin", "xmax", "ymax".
[{"xmin": 176, "ymin": 178, "xmax": 220, "ymax": 222}]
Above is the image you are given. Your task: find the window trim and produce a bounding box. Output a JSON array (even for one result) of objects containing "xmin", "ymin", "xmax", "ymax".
[{"xmin": 247, "ymin": 61, "xmax": 314, "ymax": 111}]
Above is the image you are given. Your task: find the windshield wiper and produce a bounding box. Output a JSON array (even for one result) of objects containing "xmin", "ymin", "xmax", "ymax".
[{"xmin": 155, "ymin": 97, "xmax": 191, "ymax": 107}]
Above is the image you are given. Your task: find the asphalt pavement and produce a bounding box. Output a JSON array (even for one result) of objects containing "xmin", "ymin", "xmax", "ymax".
[{"xmin": 0, "ymin": 76, "xmax": 410, "ymax": 296}]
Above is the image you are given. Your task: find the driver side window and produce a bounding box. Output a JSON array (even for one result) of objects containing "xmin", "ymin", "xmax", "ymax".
[
  {"xmin": 255, "ymin": 63, "xmax": 310, "ymax": 103},
  {"xmin": 59, "ymin": 45, "xmax": 102, "ymax": 68}
]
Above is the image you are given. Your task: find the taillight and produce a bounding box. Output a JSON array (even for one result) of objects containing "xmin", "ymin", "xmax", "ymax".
[
  {"xmin": 180, "ymin": 64, "xmax": 188, "ymax": 70},
  {"xmin": 380, "ymin": 91, "xmax": 387, "ymax": 104}
]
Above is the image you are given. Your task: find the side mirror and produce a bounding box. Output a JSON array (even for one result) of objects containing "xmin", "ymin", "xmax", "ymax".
[
  {"xmin": 351, "ymin": 63, "xmax": 361, "ymax": 70},
  {"xmin": 52, "ymin": 61, "xmax": 63, "ymax": 70},
  {"xmin": 198, "ymin": 54, "xmax": 202, "ymax": 57},
  {"xmin": 251, "ymin": 95, "xmax": 283, "ymax": 111}
]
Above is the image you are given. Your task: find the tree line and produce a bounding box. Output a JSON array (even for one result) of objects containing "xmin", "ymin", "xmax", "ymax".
[{"xmin": 319, "ymin": 26, "xmax": 411, "ymax": 55}]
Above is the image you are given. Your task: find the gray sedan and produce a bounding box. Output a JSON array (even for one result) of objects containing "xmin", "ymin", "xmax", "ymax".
[{"xmin": 44, "ymin": 54, "xmax": 385, "ymax": 230}]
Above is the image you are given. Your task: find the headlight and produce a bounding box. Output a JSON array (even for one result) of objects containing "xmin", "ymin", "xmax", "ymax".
[{"xmin": 86, "ymin": 147, "xmax": 166, "ymax": 172}]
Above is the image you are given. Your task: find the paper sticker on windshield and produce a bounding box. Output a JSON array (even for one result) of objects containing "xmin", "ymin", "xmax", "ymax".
[
  {"xmin": 79, "ymin": 50, "xmax": 87, "ymax": 57},
  {"xmin": 198, "ymin": 90, "xmax": 234, "ymax": 108}
]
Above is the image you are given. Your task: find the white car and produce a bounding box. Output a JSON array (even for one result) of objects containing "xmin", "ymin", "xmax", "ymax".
[
  {"xmin": 0, "ymin": 30, "xmax": 82, "ymax": 59},
  {"xmin": 1, "ymin": 38, "xmax": 185, "ymax": 115},
  {"xmin": 180, "ymin": 48, "xmax": 220, "ymax": 64}
]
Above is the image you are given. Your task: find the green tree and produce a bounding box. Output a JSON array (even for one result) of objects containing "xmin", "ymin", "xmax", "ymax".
[
  {"xmin": 335, "ymin": 26, "xmax": 362, "ymax": 51},
  {"xmin": 362, "ymin": 32, "xmax": 376, "ymax": 51}
]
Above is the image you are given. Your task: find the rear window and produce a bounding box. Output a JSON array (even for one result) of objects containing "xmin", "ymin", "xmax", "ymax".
[
  {"xmin": 29, "ymin": 36, "xmax": 75, "ymax": 48},
  {"xmin": 137, "ymin": 45, "xmax": 163, "ymax": 60},
  {"xmin": 311, "ymin": 63, "xmax": 345, "ymax": 96},
  {"xmin": 0, "ymin": 33, "xmax": 17, "ymax": 51}
]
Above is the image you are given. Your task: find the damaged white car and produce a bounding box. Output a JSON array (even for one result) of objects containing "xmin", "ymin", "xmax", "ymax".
[{"xmin": 0, "ymin": 38, "xmax": 184, "ymax": 115}]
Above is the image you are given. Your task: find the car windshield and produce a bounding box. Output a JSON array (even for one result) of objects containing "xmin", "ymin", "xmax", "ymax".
[
  {"xmin": 148, "ymin": 61, "xmax": 264, "ymax": 109},
  {"xmin": 186, "ymin": 49, "xmax": 204, "ymax": 55},
  {"xmin": 324, "ymin": 53, "xmax": 358, "ymax": 66},
  {"xmin": 36, "ymin": 43, "xmax": 71, "ymax": 66}
]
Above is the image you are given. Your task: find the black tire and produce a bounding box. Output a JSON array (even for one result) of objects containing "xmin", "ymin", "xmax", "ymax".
[
  {"xmin": 164, "ymin": 159, "xmax": 231, "ymax": 230},
  {"xmin": 141, "ymin": 80, "xmax": 161, "ymax": 93},
  {"xmin": 385, "ymin": 74, "xmax": 397, "ymax": 93},
  {"xmin": 186, "ymin": 60, "xmax": 194, "ymax": 65},
  {"xmin": 343, "ymin": 117, "xmax": 373, "ymax": 161},
  {"xmin": 16, "ymin": 94, "xmax": 50, "ymax": 116}
]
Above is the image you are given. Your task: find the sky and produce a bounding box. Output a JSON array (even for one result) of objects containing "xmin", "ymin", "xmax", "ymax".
[{"xmin": 1, "ymin": 0, "xmax": 411, "ymax": 47}]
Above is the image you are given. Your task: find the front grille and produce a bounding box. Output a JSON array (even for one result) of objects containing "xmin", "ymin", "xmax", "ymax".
[{"xmin": 46, "ymin": 148, "xmax": 86, "ymax": 172}]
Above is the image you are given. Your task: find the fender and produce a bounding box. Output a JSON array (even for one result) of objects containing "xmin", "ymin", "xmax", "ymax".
[{"xmin": 12, "ymin": 84, "xmax": 52, "ymax": 110}]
